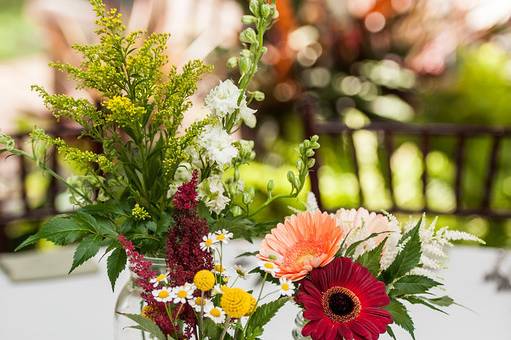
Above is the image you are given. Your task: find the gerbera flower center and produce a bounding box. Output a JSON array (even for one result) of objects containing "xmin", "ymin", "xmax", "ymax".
[
  {"xmin": 322, "ymin": 286, "xmax": 361, "ymax": 323},
  {"xmin": 284, "ymin": 242, "xmax": 323, "ymax": 267}
]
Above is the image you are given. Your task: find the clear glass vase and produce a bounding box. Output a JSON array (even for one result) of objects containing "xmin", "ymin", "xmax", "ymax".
[
  {"xmin": 113, "ymin": 257, "xmax": 167, "ymax": 340},
  {"xmin": 292, "ymin": 310, "xmax": 311, "ymax": 340}
]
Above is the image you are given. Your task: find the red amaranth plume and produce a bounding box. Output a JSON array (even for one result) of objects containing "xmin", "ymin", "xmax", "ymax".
[
  {"xmin": 167, "ymin": 175, "xmax": 214, "ymax": 338},
  {"xmin": 118, "ymin": 235, "xmax": 178, "ymax": 336},
  {"xmin": 172, "ymin": 170, "xmax": 199, "ymax": 211}
]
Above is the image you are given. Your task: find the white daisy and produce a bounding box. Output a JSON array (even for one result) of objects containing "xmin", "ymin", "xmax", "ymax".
[
  {"xmin": 213, "ymin": 263, "xmax": 226, "ymax": 275},
  {"xmin": 150, "ymin": 273, "xmax": 169, "ymax": 287},
  {"xmin": 170, "ymin": 284, "xmax": 194, "ymax": 304},
  {"xmin": 204, "ymin": 305, "xmax": 226, "ymax": 324},
  {"xmin": 215, "ymin": 229, "xmax": 233, "ymax": 244},
  {"xmin": 234, "ymin": 264, "xmax": 248, "ymax": 279},
  {"xmin": 152, "ymin": 287, "xmax": 173, "ymax": 303},
  {"xmin": 200, "ymin": 233, "xmax": 216, "ymax": 252},
  {"xmin": 189, "ymin": 296, "xmax": 214, "ymax": 313},
  {"xmin": 279, "ymin": 278, "xmax": 295, "ymax": 297},
  {"xmin": 212, "ymin": 284, "xmax": 224, "ymax": 296},
  {"xmin": 259, "ymin": 261, "xmax": 279, "ymax": 276}
]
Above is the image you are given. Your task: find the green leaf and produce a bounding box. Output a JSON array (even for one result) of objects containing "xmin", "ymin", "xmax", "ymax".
[
  {"xmin": 386, "ymin": 325, "xmax": 397, "ymax": 340},
  {"xmin": 425, "ymin": 295, "xmax": 454, "ymax": 307},
  {"xmin": 356, "ymin": 238, "xmax": 386, "ymax": 276},
  {"xmin": 381, "ymin": 219, "xmax": 422, "ymax": 284},
  {"xmin": 386, "ymin": 299, "xmax": 415, "ymax": 340},
  {"xmin": 390, "ymin": 275, "xmax": 441, "ymax": 297},
  {"xmin": 236, "ymin": 251, "xmax": 258, "ymax": 258},
  {"xmin": 344, "ymin": 231, "xmax": 393, "ymax": 258},
  {"xmin": 107, "ymin": 247, "xmax": 127, "ymax": 291},
  {"xmin": 15, "ymin": 215, "xmax": 91, "ymax": 251},
  {"xmin": 245, "ymin": 298, "xmax": 289, "ymax": 338},
  {"xmin": 69, "ymin": 236, "xmax": 102, "ymax": 273},
  {"xmin": 403, "ymin": 296, "xmax": 448, "ymax": 315},
  {"xmin": 119, "ymin": 313, "xmax": 167, "ymax": 340}
]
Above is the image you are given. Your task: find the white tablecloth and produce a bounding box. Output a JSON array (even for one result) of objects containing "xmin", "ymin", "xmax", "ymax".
[{"xmin": 1, "ymin": 244, "xmax": 510, "ymax": 340}]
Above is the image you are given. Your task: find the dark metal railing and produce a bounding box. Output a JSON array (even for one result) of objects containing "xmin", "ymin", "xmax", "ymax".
[{"xmin": 301, "ymin": 100, "xmax": 511, "ymax": 219}]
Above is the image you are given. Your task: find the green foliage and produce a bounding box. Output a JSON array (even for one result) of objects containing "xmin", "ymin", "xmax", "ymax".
[
  {"xmin": 355, "ymin": 238, "xmax": 386, "ymax": 276},
  {"xmin": 244, "ymin": 297, "xmax": 289, "ymax": 340},
  {"xmin": 69, "ymin": 236, "xmax": 102, "ymax": 273},
  {"xmin": 386, "ymin": 299, "xmax": 415, "ymax": 340},
  {"xmin": 380, "ymin": 219, "xmax": 422, "ymax": 284},
  {"xmin": 390, "ymin": 275, "xmax": 441, "ymax": 297},
  {"xmin": 119, "ymin": 313, "xmax": 169, "ymax": 340},
  {"xmin": 107, "ymin": 248, "xmax": 127, "ymax": 291}
]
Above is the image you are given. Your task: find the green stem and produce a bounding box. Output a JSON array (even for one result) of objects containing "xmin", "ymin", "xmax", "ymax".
[
  {"xmin": 198, "ymin": 291, "xmax": 205, "ymax": 339},
  {"xmin": 219, "ymin": 316, "xmax": 231, "ymax": 340}
]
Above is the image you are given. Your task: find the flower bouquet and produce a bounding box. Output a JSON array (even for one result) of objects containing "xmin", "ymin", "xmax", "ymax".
[{"xmin": 0, "ymin": 0, "xmax": 483, "ymax": 339}]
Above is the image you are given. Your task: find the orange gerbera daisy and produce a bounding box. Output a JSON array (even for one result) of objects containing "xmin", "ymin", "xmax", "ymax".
[{"xmin": 258, "ymin": 211, "xmax": 344, "ymax": 281}]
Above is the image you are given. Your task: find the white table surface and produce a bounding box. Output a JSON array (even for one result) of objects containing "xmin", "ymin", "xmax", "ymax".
[{"xmin": 1, "ymin": 243, "xmax": 511, "ymax": 340}]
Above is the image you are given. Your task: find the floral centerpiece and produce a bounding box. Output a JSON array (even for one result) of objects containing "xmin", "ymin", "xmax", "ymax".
[{"xmin": 0, "ymin": 0, "xmax": 483, "ymax": 339}]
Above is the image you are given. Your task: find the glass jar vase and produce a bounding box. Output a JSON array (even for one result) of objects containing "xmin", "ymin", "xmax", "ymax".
[
  {"xmin": 113, "ymin": 257, "xmax": 166, "ymax": 340},
  {"xmin": 292, "ymin": 310, "xmax": 311, "ymax": 340}
]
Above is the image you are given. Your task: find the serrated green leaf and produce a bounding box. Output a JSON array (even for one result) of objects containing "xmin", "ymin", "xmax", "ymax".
[
  {"xmin": 107, "ymin": 247, "xmax": 127, "ymax": 291},
  {"xmin": 16, "ymin": 215, "xmax": 91, "ymax": 251},
  {"xmin": 381, "ymin": 219, "xmax": 422, "ymax": 284},
  {"xmin": 245, "ymin": 298, "xmax": 289, "ymax": 338},
  {"xmin": 425, "ymin": 295, "xmax": 454, "ymax": 307},
  {"xmin": 119, "ymin": 313, "xmax": 167, "ymax": 340},
  {"xmin": 69, "ymin": 236, "xmax": 102, "ymax": 273},
  {"xmin": 386, "ymin": 325, "xmax": 397, "ymax": 340},
  {"xmin": 390, "ymin": 275, "xmax": 441, "ymax": 297},
  {"xmin": 386, "ymin": 299, "xmax": 415, "ymax": 340},
  {"xmin": 356, "ymin": 238, "xmax": 386, "ymax": 276},
  {"xmin": 344, "ymin": 231, "xmax": 392, "ymax": 258},
  {"xmin": 403, "ymin": 296, "xmax": 448, "ymax": 315}
]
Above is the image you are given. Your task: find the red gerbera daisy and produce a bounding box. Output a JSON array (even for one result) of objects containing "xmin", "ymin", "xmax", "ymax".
[{"xmin": 296, "ymin": 257, "xmax": 392, "ymax": 340}]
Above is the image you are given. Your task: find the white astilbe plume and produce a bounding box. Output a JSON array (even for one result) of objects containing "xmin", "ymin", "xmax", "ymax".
[
  {"xmin": 406, "ymin": 216, "xmax": 485, "ymax": 278},
  {"xmin": 334, "ymin": 208, "xmax": 402, "ymax": 269},
  {"xmin": 306, "ymin": 192, "xmax": 319, "ymax": 211}
]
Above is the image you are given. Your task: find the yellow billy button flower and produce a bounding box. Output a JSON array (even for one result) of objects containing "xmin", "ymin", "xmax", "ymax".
[
  {"xmin": 194, "ymin": 270, "xmax": 215, "ymax": 292},
  {"xmin": 220, "ymin": 287, "xmax": 252, "ymax": 319},
  {"xmin": 246, "ymin": 294, "xmax": 257, "ymax": 316}
]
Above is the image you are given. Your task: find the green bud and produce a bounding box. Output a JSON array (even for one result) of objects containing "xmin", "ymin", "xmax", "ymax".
[
  {"xmin": 253, "ymin": 91, "xmax": 265, "ymax": 101},
  {"xmin": 242, "ymin": 15, "xmax": 257, "ymax": 25},
  {"xmin": 249, "ymin": 151, "xmax": 256, "ymax": 160},
  {"xmin": 240, "ymin": 28, "xmax": 258, "ymax": 44},
  {"xmin": 240, "ymin": 49, "xmax": 252, "ymax": 58},
  {"xmin": 296, "ymin": 159, "xmax": 304, "ymax": 170},
  {"xmin": 311, "ymin": 135, "xmax": 319, "ymax": 143},
  {"xmin": 261, "ymin": 46, "xmax": 268, "ymax": 54},
  {"xmin": 287, "ymin": 171, "xmax": 296, "ymax": 184},
  {"xmin": 260, "ymin": 4, "xmax": 272, "ymax": 18},
  {"xmin": 306, "ymin": 149, "xmax": 314, "ymax": 157},
  {"xmin": 227, "ymin": 56, "xmax": 238, "ymax": 69},
  {"xmin": 231, "ymin": 205, "xmax": 243, "ymax": 217},
  {"xmin": 234, "ymin": 168, "xmax": 240, "ymax": 181},
  {"xmin": 249, "ymin": 0, "xmax": 260, "ymax": 16},
  {"xmin": 308, "ymin": 158, "xmax": 316, "ymax": 168},
  {"xmin": 267, "ymin": 179, "xmax": 274, "ymax": 192},
  {"xmin": 239, "ymin": 56, "xmax": 251, "ymax": 74},
  {"xmin": 303, "ymin": 140, "xmax": 311, "ymax": 148}
]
